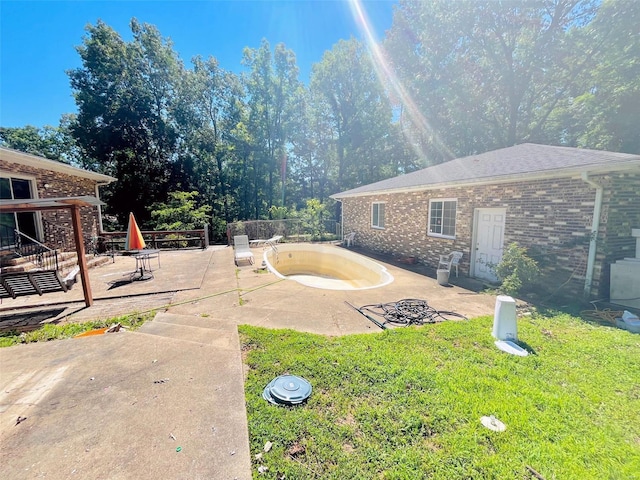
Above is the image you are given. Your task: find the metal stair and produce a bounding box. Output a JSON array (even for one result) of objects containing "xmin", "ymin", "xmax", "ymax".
[{"xmin": 0, "ymin": 270, "xmax": 68, "ymax": 299}]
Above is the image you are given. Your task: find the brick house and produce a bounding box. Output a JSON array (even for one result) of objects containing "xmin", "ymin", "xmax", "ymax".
[
  {"xmin": 331, "ymin": 143, "xmax": 640, "ymax": 301},
  {"xmin": 0, "ymin": 146, "xmax": 115, "ymax": 251}
]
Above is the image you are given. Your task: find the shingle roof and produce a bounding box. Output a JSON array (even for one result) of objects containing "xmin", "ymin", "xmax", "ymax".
[
  {"xmin": 0, "ymin": 146, "xmax": 116, "ymax": 184},
  {"xmin": 331, "ymin": 143, "xmax": 640, "ymax": 198}
]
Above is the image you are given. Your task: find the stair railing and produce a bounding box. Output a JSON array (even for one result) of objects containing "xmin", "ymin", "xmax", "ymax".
[{"xmin": 13, "ymin": 229, "xmax": 60, "ymax": 271}]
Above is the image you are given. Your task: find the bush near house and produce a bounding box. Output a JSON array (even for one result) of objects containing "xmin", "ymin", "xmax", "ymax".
[{"xmin": 495, "ymin": 243, "xmax": 540, "ymax": 296}]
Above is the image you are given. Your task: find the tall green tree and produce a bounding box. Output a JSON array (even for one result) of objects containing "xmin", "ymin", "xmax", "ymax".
[
  {"xmin": 68, "ymin": 19, "xmax": 183, "ymax": 226},
  {"xmin": 310, "ymin": 38, "xmax": 393, "ymax": 190},
  {"xmin": 242, "ymin": 40, "xmax": 302, "ymax": 216},
  {"xmin": 173, "ymin": 55, "xmax": 244, "ymax": 237},
  {"xmin": 288, "ymin": 87, "xmax": 336, "ymax": 204},
  {"xmin": 542, "ymin": 0, "xmax": 640, "ymax": 153},
  {"xmin": 384, "ymin": 0, "xmax": 600, "ymax": 160}
]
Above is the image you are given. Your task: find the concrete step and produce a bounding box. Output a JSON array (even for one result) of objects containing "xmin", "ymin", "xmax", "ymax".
[
  {"xmin": 1, "ymin": 253, "xmax": 111, "ymax": 275},
  {"xmin": 59, "ymin": 255, "xmax": 112, "ymax": 276},
  {"xmin": 153, "ymin": 312, "xmax": 238, "ymax": 331},
  {"xmin": 1, "ymin": 250, "xmax": 75, "ymax": 267},
  {"xmin": 135, "ymin": 314, "xmax": 239, "ymax": 349}
]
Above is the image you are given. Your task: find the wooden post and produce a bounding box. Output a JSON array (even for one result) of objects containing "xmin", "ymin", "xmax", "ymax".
[{"xmin": 71, "ymin": 205, "xmax": 93, "ymax": 307}]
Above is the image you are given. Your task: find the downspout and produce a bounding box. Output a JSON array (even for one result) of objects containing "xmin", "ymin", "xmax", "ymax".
[{"xmin": 581, "ymin": 172, "xmax": 603, "ymax": 298}]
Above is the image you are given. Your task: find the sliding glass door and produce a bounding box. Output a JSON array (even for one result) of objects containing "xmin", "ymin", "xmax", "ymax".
[{"xmin": 1, "ymin": 176, "xmax": 38, "ymax": 248}]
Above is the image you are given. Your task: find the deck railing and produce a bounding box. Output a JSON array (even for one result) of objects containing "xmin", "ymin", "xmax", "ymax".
[{"xmin": 99, "ymin": 228, "xmax": 209, "ymax": 253}]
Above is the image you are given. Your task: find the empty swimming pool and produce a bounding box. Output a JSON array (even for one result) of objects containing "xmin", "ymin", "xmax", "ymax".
[{"xmin": 263, "ymin": 244, "xmax": 394, "ymax": 290}]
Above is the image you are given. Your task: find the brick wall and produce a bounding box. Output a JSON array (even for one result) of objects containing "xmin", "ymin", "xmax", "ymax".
[
  {"xmin": 1, "ymin": 159, "xmax": 102, "ymax": 250},
  {"xmin": 341, "ymin": 171, "xmax": 640, "ymax": 300},
  {"xmin": 598, "ymin": 171, "xmax": 640, "ymax": 298}
]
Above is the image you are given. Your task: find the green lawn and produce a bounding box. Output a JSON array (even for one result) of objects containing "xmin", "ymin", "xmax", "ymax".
[
  {"xmin": 240, "ymin": 314, "xmax": 640, "ymax": 479},
  {"xmin": 0, "ymin": 312, "xmax": 153, "ymax": 347}
]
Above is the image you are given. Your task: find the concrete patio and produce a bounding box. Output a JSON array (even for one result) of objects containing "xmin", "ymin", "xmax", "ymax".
[{"xmin": 0, "ymin": 244, "xmax": 498, "ymax": 479}]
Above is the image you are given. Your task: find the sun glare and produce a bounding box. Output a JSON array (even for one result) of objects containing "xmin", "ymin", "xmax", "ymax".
[{"xmin": 347, "ymin": 0, "xmax": 454, "ymax": 162}]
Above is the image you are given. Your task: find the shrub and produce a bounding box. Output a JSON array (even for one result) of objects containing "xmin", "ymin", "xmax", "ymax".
[{"xmin": 494, "ymin": 243, "xmax": 540, "ymax": 296}]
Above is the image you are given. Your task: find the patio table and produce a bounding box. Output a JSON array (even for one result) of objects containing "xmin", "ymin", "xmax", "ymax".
[{"xmin": 128, "ymin": 249, "xmax": 160, "ymax": 280}]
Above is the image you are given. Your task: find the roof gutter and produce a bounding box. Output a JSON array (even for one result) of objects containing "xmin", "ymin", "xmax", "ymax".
[{"xmin": 581, "ymin": 172, "xmax": 603, "ymax": 298}]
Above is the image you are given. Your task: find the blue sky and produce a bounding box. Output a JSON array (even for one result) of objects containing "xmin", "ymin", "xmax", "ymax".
[{"xmin": 1, "ymin": 0, "xmax": 397, "ymax": 128}]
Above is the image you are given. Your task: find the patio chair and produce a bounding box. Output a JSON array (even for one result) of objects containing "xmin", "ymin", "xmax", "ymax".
[
  {"xmin": 438, "ymin": 251, "xmax": 463, "ymax": 277},
  {"xmin": 233, "ymin": 235, "xmax": 255, "ymax": 266},
  {"xmin": 344, "ymin": 232, "xmax": 356, "ymax": 247}
]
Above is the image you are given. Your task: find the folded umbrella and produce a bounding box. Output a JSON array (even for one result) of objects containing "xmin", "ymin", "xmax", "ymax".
[{"xmin": 124, "ymin": 212, "xmax": 146, "ymax": 251}]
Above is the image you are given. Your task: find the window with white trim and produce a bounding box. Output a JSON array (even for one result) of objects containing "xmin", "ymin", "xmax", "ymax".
[
  {"xmin": 428, "ymin": 199, "xmax": 456, "ymax": 238},
  {"xmin": 1, "ymin": 175, "xmax": 38, "ymax": 248},
  {"xmin": 371, "ymin": 202, "xmax": 385, "ymax": 229}
]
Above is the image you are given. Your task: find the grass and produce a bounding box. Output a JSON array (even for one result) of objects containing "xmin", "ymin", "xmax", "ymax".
[
  {"xmin": 0, "ymin": 312, "xmax": 154, "ymax": 348},
  {"xmin": 240, "ymin": 314, "xmax": 640, "ymax": 479}
]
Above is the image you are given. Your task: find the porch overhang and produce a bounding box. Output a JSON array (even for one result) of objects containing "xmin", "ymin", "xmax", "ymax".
[
  {"xmin": 0, "ymin": 195, "xmax": 105, "ymax": 213},
  {"xmin": 1, "ymin": 195, "xmax": 105, "ymax": 307}
]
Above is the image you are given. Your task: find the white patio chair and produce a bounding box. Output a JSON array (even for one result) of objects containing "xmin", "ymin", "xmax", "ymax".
[
  {"xmin": 344, "ymin": 232, "xmax": 356, "ymax": 247},
  {"xmin": 233, "ymin": 235, "xmax": 255, "ymax": 266},
  {"xmin": 438, "ymin": 251, "xmax": 463, "ymax": 277}
]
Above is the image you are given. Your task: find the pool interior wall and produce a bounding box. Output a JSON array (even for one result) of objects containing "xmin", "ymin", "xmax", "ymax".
[{"xmin": 263, "ymin": 243, "xmax": 393, "ymax": 290}]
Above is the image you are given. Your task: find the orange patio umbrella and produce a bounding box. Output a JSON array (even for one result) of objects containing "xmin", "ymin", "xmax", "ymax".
[{"xmin": 124, "ymin": 212, "xmax": 146, "ymax": 251}]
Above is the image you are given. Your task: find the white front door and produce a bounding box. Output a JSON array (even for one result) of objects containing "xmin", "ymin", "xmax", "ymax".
[{"xmin": 472, "ymin": 208, "xmax": 506, "ymax": 282}]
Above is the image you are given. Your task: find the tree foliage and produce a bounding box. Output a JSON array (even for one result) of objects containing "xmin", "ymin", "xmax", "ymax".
[
  {"xmin": 310, "ymin": 39, "xmax": 397, "ymax": 190},
  {"xmin": 0, "ymin": 119, "xmax": 79, "ymax": 164},
  {"xmin": 150, "ymin": 191, "xmax": 211, "ymax": 230},
  {"xmin": 543, "ymin": 0, "xmax": 640, "ymax": 153},
  {"xmin": 3, "ymin": 3, "xmax": 636, "ymax": 241},
  {"xmin": 68, "ymin": 19, "xmax": 182, "ymax": 226},
  {"xmin": 385, "ymin": 0, "xmax": 640, "ymax": 162}
]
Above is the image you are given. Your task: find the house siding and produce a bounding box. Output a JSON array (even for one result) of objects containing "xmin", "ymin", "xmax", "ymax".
[
  {"xmin": 0, "ymin": 159, "xmax": 102, "ymax": 250},
  {"xmin": 341, "ymin": 172, "xmax": 640, "ymax": 300}
]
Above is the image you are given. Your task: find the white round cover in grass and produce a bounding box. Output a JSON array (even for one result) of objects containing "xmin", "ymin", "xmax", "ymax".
[
  {"xmin": 480, "ymin": 415, "xmax": 506, "ymax": 432},
  {"xmin": 263, "ymin": 243, "xmax": 393, "ymax": 290}
]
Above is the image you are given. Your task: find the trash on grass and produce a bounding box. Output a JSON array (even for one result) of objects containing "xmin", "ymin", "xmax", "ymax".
[
  {"xmin": 74, "ymin": 323, "xmax": 125, "ymax": 338},
  {"xmin": 106, "ymin": 323, "xmax": 123, "ymax": 333}
]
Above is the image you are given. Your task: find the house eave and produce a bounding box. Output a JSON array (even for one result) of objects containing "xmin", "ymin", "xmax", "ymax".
[
  {"xmin": 0, "ymin": 146, "xmax": 116, "ymax": 184},
  {"xmin": 331, "ymin": 162, "xmax": 639, "ymax": 200}
]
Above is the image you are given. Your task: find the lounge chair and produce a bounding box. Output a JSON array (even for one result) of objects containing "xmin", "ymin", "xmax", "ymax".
[
  {"xmin": 438, "ymin": 251, "xmax": 463, "ymax": 277},
  {"xmin": 234, "ymin": 235, "xmax": 255, "ymax": 266},
  {"xmin": 249, "ymin": 235, "xmax": 283, "ymax": 248}
]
